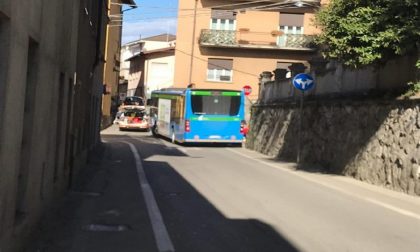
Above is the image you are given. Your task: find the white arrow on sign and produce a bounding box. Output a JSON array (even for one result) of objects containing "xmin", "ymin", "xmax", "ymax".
[{"xmin": 295, "ymin": 78, "xmax": 313, "ymax": 90}]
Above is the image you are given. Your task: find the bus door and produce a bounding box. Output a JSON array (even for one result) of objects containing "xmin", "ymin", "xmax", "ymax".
[{"xmin": 157, "ymin": 98, "xmax": 171, "ymax": 136}]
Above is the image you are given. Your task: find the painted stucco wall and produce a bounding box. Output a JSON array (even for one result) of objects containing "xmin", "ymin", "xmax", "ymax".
[
  {"xmin": 120, "ymin": 42, "xmax": 142, "ymax": 81},
  {"xmin": 125, "ymin": 38, "xmax": 176, "ymax": 98},
  {"xmin": 102, "ymin": 0, "xmax": 125, "ymax": 127},
  {"xmin": 144, "ymin": 53, "xmax": 176, "ymax": 97},
  {"xmin": 174, "ymin": 0, "xmax": 320, "ymax": 102},
  {"xmin": 0, "ymin": 0, "xmax": 106, "ymax": 250}
]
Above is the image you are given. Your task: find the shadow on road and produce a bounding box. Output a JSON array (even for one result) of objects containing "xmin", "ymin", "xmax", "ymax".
[
  {"xmin": 26, "ymin": 136, "xmax": 299, "ymax": 252},
  {"xmin": 146, "ymin": 160, "xmax": 299, "ymax": 251},
  {"xmin": 132, "ymin": 137, "xmax": 299, "ymax": 252}
]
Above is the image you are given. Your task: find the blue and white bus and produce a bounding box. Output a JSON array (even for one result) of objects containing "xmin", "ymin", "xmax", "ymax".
[{"xmin": 149, "ymin": 88, "xmax": 246, "ymax": 144}]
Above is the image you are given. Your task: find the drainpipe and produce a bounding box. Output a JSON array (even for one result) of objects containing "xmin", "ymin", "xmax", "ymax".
[
  {"xmin": 188, "ymin": 0, "xmax": 198, "ymax": 85},
  {"xmin": 94, "ymin": 0, "xmax": 106, "ymax": 70}
]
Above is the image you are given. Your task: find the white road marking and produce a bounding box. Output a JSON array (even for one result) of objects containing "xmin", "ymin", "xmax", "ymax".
[
  {"xmin": 227, "ymin": 148, "xmax": 420, "ymax": 222},
  {"xmin": 124, "ymin": 141, "xmax": 175, "ymax": 252},
  {"xmin": 178, "ymin": 148, "xmax": 188, "ymax": 154}
]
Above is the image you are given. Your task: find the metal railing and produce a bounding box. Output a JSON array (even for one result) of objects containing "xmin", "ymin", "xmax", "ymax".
[{"xmin": 199, "ymin": 29, "xmax": 315, "ymax": 50}]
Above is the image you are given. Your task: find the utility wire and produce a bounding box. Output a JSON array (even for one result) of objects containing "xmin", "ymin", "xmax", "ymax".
[
  {"xmin": 111, "ymin": 0, "xmax": 306, "ymax": 11},
  {"xmin": 111, "ymin": 0, "xmax": 270, "ymax": 11},
  {"xmin": 116, "ymin": 5, "xmax": 314, "ymax": 22},
  {"xmin": 114, "ymin": 3, "xmax": 320, "ymax": 22}
]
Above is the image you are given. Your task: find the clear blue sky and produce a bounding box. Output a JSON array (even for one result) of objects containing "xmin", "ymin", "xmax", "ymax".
[{"xmin": 121, "ymin": 0, "xmax": 179, "ymax": 44}]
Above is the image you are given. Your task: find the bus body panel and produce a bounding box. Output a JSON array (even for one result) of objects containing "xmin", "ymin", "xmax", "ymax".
[
  {"xmin": 184, "ymin": 119, "xmax": 243, "ymax": 142},
  {"xmin": 151, "ymin": 89, "xmax": 245, "ymax": 144}
]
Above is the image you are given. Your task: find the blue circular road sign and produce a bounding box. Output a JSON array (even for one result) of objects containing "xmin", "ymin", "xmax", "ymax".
[{"xmin": 292, "ymin": 73, "xmax": 315, "ymax": 91}]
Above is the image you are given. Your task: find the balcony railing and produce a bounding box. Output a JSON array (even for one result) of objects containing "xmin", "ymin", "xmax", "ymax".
[{"xmin": 199, "ymin": 29, "xmax": 316, "ymax": 50}]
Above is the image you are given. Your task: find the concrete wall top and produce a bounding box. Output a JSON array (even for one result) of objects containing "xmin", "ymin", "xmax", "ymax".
[{"xmin": 259, "ymin": 54, "xmax": 419, "ymax": 104}]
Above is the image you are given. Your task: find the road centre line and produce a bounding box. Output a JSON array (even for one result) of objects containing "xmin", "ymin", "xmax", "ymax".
[
  {"xmin": 227, "ymin": 148, "xmax": 420, "ymax": 222},
  {"xmin": 124, "ymin": 141, "xmax": 175, "ymax": 252}
]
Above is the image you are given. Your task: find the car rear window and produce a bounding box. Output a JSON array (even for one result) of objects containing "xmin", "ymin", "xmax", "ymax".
[{"xmin": 123, "ymin": 96, "xmax": 144, "ymax": 106}]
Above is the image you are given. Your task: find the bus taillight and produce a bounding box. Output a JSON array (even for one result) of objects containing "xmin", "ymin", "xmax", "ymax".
[
  {"xmin": 240, "ymin": 120, "xmax": 248, "ymax": 136},
  {"xmin": 185, "ymin": 120, "xmax": 191, "ymax": 132}
]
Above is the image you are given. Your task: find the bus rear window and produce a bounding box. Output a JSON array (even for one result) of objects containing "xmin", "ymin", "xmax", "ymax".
[{"xmin": 191, "ymin": 95, "xmax": 241, "ymax": 115}]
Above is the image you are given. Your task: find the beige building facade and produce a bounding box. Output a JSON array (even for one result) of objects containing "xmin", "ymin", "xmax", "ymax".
[
  {"xmin": 174, "ymin": 0, "xmax": 327, "ymax": 101},
  {"xmin": 0, "ymin": 0, "xmax": 109, "ymax": 250}
]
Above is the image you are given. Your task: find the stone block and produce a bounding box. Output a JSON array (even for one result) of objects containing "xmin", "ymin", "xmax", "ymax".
[{"xmin": 413, "ymin": 165, "xmax": 420, "ymax": 180}]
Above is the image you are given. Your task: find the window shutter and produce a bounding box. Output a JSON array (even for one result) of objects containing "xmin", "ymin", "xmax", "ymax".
[
  {"xmin": 279, "ymin": 13, "xmax": 304, "ymax": 27},
  {"xmin": 208, "ymin": 58, "xmax": 233, "ymax": 70},
  {"xmin": 211, "ymin": 9, "xmax": 236, "ymax": 20}
]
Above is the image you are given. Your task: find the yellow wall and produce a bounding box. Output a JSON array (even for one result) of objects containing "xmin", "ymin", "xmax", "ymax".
[{"xmin": 102, "ymin": 0, "xmax": 123, "ymax": 120}]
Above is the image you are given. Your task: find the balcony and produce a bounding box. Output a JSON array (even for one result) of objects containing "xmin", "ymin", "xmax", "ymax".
[{"xmin": 199, "ymin": 29, "xmax": 316, "ymax": 51}]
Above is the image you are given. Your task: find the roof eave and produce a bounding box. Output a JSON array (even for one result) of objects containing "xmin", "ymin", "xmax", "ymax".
[{"xmin": 121, "ymin": 0, "xmax": 136, "ymax": 6}]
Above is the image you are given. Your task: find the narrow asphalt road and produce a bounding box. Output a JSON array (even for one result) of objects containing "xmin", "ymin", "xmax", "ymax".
[{"xmin": 27, "ymin": 125, "xmax": 420, "ymax": 252}]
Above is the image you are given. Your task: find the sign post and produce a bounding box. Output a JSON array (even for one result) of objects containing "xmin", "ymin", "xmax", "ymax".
[{"xmin": 292, "ymin": 73, "xmax": 315, "ymax": 164}]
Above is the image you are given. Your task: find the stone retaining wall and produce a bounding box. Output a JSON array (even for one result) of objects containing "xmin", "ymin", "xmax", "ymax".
[{"xmin": 246, "ymin": 99, "xmax": 420, "ymax": 196}]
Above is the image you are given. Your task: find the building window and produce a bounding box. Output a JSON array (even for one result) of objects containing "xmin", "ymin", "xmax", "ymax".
[
  {"xmin": 279, "ymin": 25, "xmax": 304, "ymax": 35},
  {"xmin": 278, "ymin": 13, "xmax": 304, "ymax": 46},
  {"xmin": 210, "ymin": 9, "xmax": 236, "ymax": 30},
  {"xmin": 207, "ymin": 58, "xmax": 233, "ymax": 82},
  {"xmin": 210, "ymin": 18, "xmax": 236, "ymax": 31}
]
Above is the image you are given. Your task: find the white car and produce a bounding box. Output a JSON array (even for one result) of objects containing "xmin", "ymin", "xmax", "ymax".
[{"xmin": 118, "ymin": 109, "xmax": 150, "ymax": 131}]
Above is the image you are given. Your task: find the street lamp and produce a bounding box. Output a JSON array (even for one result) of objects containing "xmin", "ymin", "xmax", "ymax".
[{"xmin": 295, "ymin": 1, "xmax": 304, "ymax": 7}]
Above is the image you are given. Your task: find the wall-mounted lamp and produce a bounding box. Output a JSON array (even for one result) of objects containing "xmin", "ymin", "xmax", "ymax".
[{"xmin": 295, "ymin": 1, "xmax": 304, "ymax": 7}]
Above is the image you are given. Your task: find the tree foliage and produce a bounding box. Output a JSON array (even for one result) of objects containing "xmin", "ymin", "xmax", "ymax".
[{"xmin": 315, "ymin": 0, "xmax": 420, "ymax": 68}]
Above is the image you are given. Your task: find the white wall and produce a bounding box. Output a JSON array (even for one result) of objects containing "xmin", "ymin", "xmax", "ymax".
[
  {"xmin": 143, "ymin": 40, "xmax": 175, "ymax": 51},
  {"xmin": 121, "ymin": 39, "xmax": 176, "ymax": 98},
  {"xmin": 144, "ymin": 54, "xmax": 175, "ymax": 98},
  {"xmin": 120, "ymin": 42, "xmax": 142, "ymax": 81}
]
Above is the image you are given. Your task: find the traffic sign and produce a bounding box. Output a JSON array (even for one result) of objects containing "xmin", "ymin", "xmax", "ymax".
[
  {"xmin": 292, "ymin": 73, "xmax": 314, "ymax": 91},
  {"xmin": 243, "ymin": 85, "xmax": 252, "ymax": 96}
]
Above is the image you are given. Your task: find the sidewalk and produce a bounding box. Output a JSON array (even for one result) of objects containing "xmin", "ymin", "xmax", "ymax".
[{"xmin": 25, "ymin": 140, "xmax": 158, "ymax": 252}]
